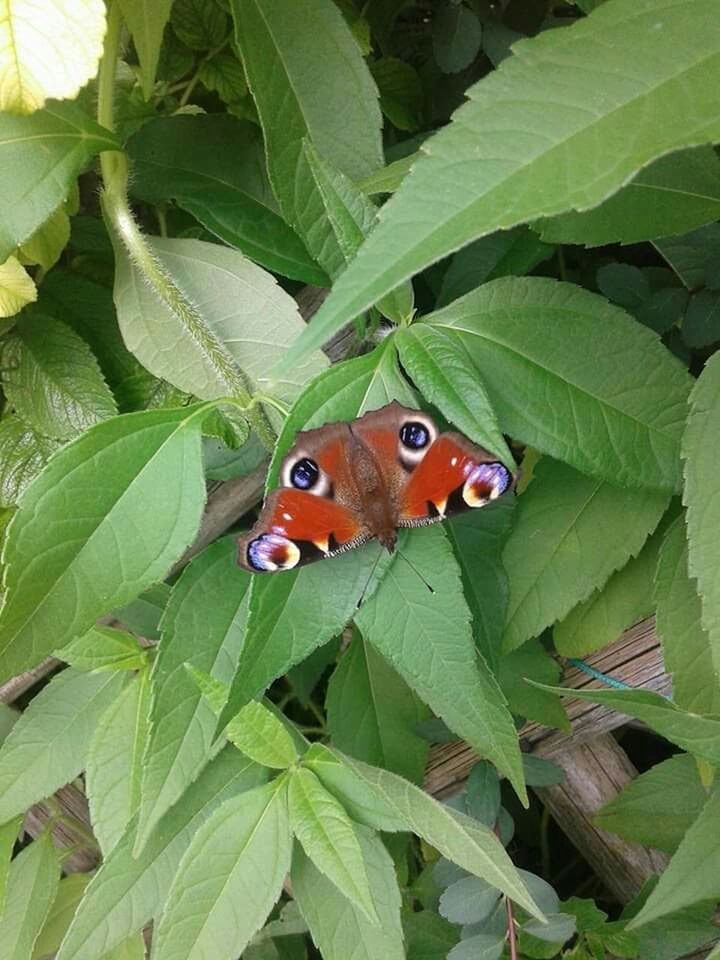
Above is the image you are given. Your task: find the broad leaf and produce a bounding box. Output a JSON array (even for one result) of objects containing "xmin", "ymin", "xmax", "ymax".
[
  {"xmin": 231, "ymin": 0, "xmax": 382, "ymax": 230},
  {"xmin": 57, "ymin": 748, "xmax": 267, "ymax": 960},
  {"xmin": 532, "ymin": 683, "xmax": 720, "ymax": 767},
  {"xmin": 59, "ymin": 625, "xmax": 148, "ymax": 672},
  {"xmin": 404, "ymin": 910, "xmax": 459, "ymax": 960},
  {"xmin": 554, "ymin": 510, "xmax": 669, "ymax": 657},
  {"xmin": 282, "ymin": 0, "xmax": 720, "ymax": 364},
  {"xmin": 497, "ymin": 640, "xmax": 569, "ymax": 731},
  {"xmin": 171, "ymin": 0, "xmax": 228, "ymax": 50},
  {"xmin": 655, "ymin": 222, "xmax": 720, "ymax": 290},
  {"xmin": 682, "ymin": 352, "xmax": 720, "ymax": 680},
  {"xmin": 217, "ymin": 347, "xmax": 414, "ymax": 733},
  {"xmin": 0, "ymin": 816, "xmax": 22, "ymax": 916},
  {"xmin": 1, "ymin": 313, "xmax": 117, "ymax": 439},
  {"xmin": 0, "ymin": 666, "xmax": 126, "ymax": 824},
  {"xmin": 0, "ymin": 255, "xmax": 36, "ymax": 317},
  {"xmin": 536, "ymin": 146, "xmax": 720, "ymax": 247},
  {"xmin": 153, "ymin": 779, "xmax": 292, "ymax": 960},
  {"xmin": 395, "ymin": 325, "xmax": 513, "ymax": 464},
  {"xmin": 444, "ymin": 499, "xmax": 514, "ymax": 670},
  {"xmin": 655, "ymin": 516, "xmax": 720, "ymax": 714},
  {"xmin": 628, "ymin": 787, "xmax": 720, "ymax": 928},
  {"xmin": 436, "ymin": 227, "xmax": 552, "ymax": 309},
  {"xmin": 113, "ymin": 236, "xmax": 327, "ymax": 405},
  {"xmin": 0, "ymin": 414, "xmax": 58, "ymax": 508},
  {"xmin": 118, "ymin": 0, "xmax": 174, "ymax": 99},
  {"xmin": 425, "ymin": 278, "xmax": 691, "ymax": 491},
  {"xmin": 292, "ymin": 827, "xmax": 405, "ymax": 960},
  {"xmin": 0, "ymin": 0, "xmax": 105, "ymax": 113},
  {"xmin": 0, "ymin": 103, "xmax": 118, "ymax": 260},
  {"xmin": 86, "ymin": 670, "xmax": 151, "ymax": 856},
  {"xmin": 356, "ymin": 524, "xmax": 526, "ymax": 802},
  {"xmin": 502, "ymin": 457, "xmax": 668, "ymax": 652},
  {"xmin": 337, "ymin": 753, "xmax": 543, "ymax": 919},
  {"xmin": 595, "ymin": 754, "xmax": 708, "ymax": 853},
  {"xmin": 128, "ymin": 116, "xmax": 325, "ymax": 284},
  {"xmin": 326, "ymin": 633, "xmax": 429, "ymax": 785},
  {"xmin": 439, "ymin": 875, "xmax": 501, "ymax": 925},
  {"xmin": 137, "ymin": 536, "xmax": 251, "ymax": 851},
  {"xmin": 19, "ymin": 205, "xmax": 70, "ymax": 271},
  {"xmin": 0, "ymin": 833, "xmax": 59, "ymax": 960},
  {"xmin": 227, "ymin": 701, "xmax": 299, "ymax": 769},
  {"xmin": 0, "ymin": 405, "xmax": 211, "ymax": 680},
  {"xmin": 113, "ymin": 583, "xmax": 170, "ymax": 641},
  {"xmin": 31, "ymin": 873, "xmax": 90, "ymax": 960},
  {"xmin": 289, "ymin": 767, "xmax": 376, "ymax": 921}
]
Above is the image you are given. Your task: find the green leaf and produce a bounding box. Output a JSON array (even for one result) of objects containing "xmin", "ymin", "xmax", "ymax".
[
  {"xmin": 436, "ymin": 227, "xmax": 553, "ymax": 310},
  {"xmin": 655, "ymin": 222, "xmax": 720, "ymax": 290},
  {"xmin": 198, "ymin": 49, "xmax": 247, "ymax": 102},
  {"xmin": 1, "ymin": 313, "xmax": 116, "ymax": 439},
  {"xmin": 683, "ymin": 290, "xmax": 720, "ymax": 348},
  {"xmin": 113, "ymin": 236, "xmax": 327, "ymax": 405},
  {"xmin": 282, "ymin": 0, "xmax": 720, "ymax": 367},
  {"xmin": 0, "ymin": 667, "xmax": 126, "ymax": 823},
  {"xmin": 0, "ymin": 833, "xmax": 59, "ymax": 960},
  {"xmin": 0, "ymin": 255, "xmax": 36, "ymax": 317},
  {"xmin": 171, "ymin": 0, "xmax": 228, "ymax": 49},
  {"xmin": 497, "ymin": 640, "xmax": 569, "ymax": 731},
  {"xmin": 683, "ymin": 351, "xmax": 720, "ymax": 681},
  {"xmin": 137, "ymin": 536, "xmax": 251, "ymax": 851},
  {"xmin": 448, "ymin": 936, "xmax": 504, "ymax": 960},
  {"xmin": 623, "ymin": 885, "xmax": 719, "ymax": 960},
  {"xmin": 358, "ymin": 153, "xmax": 417, "ymax": 197},
  {"xmin": 227, "ymin": 701, "xmax": 300, "ymax": 768},
  {"xmin": 396, "ymin": 325, "xmax": 514, "ymax": 465},
  {"xmin": 531, "ymin": 683, "xmax": 720, "ymax": 767},
  {"xmin": 38, "ymin": 269, "xmax": 148, "ymax": 403},
  {"xmin": 128, "ymin": 116, "xmax": 325, "ymax": 284},
  {"xmin": 289, "ymin": 767, "xmax": 377, "ymax": 922},
  {"xmin": 522, "ymin": 755, "xmax": 564, "ymax": 788},
  {"xmin": 655, "ymin": 516, "xmax": 720, "ymax": 714},
  {"xmin": 287, "ymin": 637, "xmax": 341, "ymax": 708},
  {"xmin": 404, "ymin": 910, "xmax": 460, "ymax": 960},
  {"xmin": 445, "ymin": 499, "xmax": 514, "ymax": 670},
  {"xmin": 298, "ymin": 139, "xmax": 377, "ymax": 282},
  {"xmin": 502, "ymin": 457, "xmax": 669, "ymax": 652},
  {"xmin": 32, "ymin": 873, "xmax": 90, "ymax": 960},
  {"xmin": 0, "ymin": 405, "xmax": 210, "ymax": 681},
  {"xmin": 355, "ymin": 523, "xmax": 526, "ymax": 803},
  {"xmin": 433, "ymin": 4, "xmax": 482, "ymax": 74},
  {"xmin": 18, "ymin": 206, "xmax": 70, "ymax": 271},
  {"xmin": 231, "ymin": 0, "xmax": 382, "ymax": 234},
  {"xmin": 86, "ymin": 670, "xmax": 151, "ymax": 856},
  {"xmin": 465, "ymin": 761, "xmax": 501, "ymax": 827},
  {"xmin": 536, "ymin": 146, "xmax": 720, "ymax": 247},
  {"xmin": 0, "ymin": 414, "xmax": 58, "ymax": 508},
  {"xmin": 292, "ymin": 826, "xmax": 405, "ymax": 960},
  {"xmin": 217, "ymin": 347, "xmax": 414, "ymax": 733},
  {"xmin": 597, "ymin": 264, "xmax": 650, "ymax": 311},
  {"xmin": 628, "ymin": 787, "xmax": 720, "ymax": 928},
  {"xmin": 439, "ymin": 875, "xmax": 501, "ymax": 925},
  {"xmin": 595, "ymin": 754, "xmax": 708, "ymax": 853},
  {"xmin": 57, "ymin": 747, "xmax": 267, "ymax": 960},
  {"xmin": 0, "ymin": 103, "xmax": 118, "ymax": 261},
  {"xmin": 370, "ymin": 57, "xmax": 423, "ymax": 132},
  {"xmin": 554, "ymin": 509, "xmax": 669, "ymax": 657},
  {"xmin": 338, "ymin": 754, "xmax": 543, "ymax": 919},
  {"xmin": 59, "ymin": 624, "xmax": 148, "ymax": 672},
  {"xmin": 153, "ymin": 779, "xmax": 292, "ymax": 960},
  {"xmin": 326, "ymin": 633, "xmax": 429, "ymax": 785},
  {"xmin": 113, "ymin": 583, "xmax": 171, "ymax": 641},
  {"xmin": 426, "ymin": 278, "xmax": 691, "ymax": 491},
  {"xmin": 0, "ymin": 0, "xmax": 105, "ymax": 113},
  {"xmin": 0, "ymin": 816, "xmax": 22, "ymax": 916},
  {"xmin": 118, "ymin": 0, "xmax": 173, "ymax": 98}
]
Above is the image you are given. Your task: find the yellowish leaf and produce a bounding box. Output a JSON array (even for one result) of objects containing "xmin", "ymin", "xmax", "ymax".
[
  {"xmin": 18, "ymin": 207, "xmax": 70, "ymax": 270},
  {"xmin": 0, "ymin": 256, "xmax": 36, "ymax": 317},
  {"xmin": 0, "ymin": 0, "xmax": 106, "ymax": 114}
]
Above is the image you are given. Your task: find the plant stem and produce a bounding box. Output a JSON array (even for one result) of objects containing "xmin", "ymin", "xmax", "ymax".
[
  {"xmin": 96, "ymin": 2, "xmax": 277, "ymax": 452},
  {"xmin": 506, "ymin": 897, "xmax": 518, "ymax": 960}
]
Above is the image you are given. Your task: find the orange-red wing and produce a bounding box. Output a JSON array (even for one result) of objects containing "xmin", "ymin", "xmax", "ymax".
[{"xmin": 255, "ymin": 489, "xmax": 362, "ymax": 549}]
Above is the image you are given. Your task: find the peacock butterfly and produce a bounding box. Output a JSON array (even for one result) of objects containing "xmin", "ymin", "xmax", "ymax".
[{"xmin": 238, "ymin": 401, "xmax": 516, "ymax": 573}]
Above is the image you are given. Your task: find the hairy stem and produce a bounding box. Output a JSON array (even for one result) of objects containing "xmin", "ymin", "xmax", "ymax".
[
  {"xmin": 96, "ymin": 2, "xmax": 276, "ymax": 451},
  {"xmin": 506, "ymin": 897, "xmax": 518, "ymax": 960}
]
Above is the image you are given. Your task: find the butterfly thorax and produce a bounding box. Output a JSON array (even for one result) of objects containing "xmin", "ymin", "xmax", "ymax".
[{"xmin": 345, "ymin": 429, "xmax": 398, "ymax": 553}]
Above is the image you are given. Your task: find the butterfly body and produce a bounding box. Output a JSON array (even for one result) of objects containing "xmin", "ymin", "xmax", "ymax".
[{"xmin": 238, "ymin": 401, "xmax": 515, "ymax": 573}]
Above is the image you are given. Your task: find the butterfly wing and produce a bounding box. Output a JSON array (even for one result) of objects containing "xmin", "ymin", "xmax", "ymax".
[{"xmin": 398, "ymin": 433, "xmax": 516, "ymax": 527}]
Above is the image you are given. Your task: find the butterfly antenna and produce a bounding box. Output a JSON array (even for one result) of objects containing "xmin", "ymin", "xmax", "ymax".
[
  {"xmin": 356, "ymin": 549, "xmax": 385, "ymax": 609},
  {"xmin": 396, "ymin": 549, "xmax": 435, "ymax": 594}
]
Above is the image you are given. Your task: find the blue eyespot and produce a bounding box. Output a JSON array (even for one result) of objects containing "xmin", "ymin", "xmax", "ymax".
[
  {"xmin": 290, "ymin": 457, "xmax": 319, "ymax": 490},
  {"xmin": 400, "ymin": 421, "xmax": 430, "ymax": 450}
]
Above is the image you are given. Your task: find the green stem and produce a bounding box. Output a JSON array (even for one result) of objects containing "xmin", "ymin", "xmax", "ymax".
[{"xmin": 96, "ymin": 3, "xmax": 276, "ymax": 451}]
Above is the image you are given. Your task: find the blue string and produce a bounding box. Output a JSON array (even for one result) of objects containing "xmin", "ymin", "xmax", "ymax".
[{"xmin": 568, "ymin": 658, "xmax": 632, "ymax": 691}]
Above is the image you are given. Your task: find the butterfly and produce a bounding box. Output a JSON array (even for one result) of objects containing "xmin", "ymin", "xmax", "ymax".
[{"xmin": 238, "ymin": 401, "xmax": 516, "ymax": 573}]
